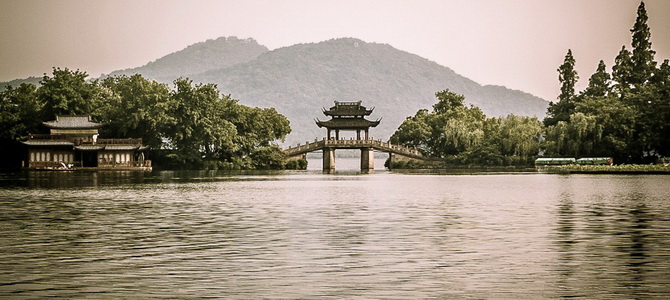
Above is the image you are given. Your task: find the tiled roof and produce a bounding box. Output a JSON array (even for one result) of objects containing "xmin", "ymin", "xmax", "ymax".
[
  {"xmin": 323, "ymin": 101, "xmax": 374, "ymax": 117},
  {"xmin": 104, "ymin": 145, "xmax": 140, "ymax": 151},
  {"xmin": 316, "ymin": 118, "xmax": 380, "ymax": 129},
  {"xmin": 22, "ymin": 140, "xmax": 73, "ymax": 146},
  {"xmin": 74, "ymin": 145, "xmax": 104, "ymax": 151},
  {"xmin": 43, "ymin": 115, "xmax": 104, "ymax": 129}
]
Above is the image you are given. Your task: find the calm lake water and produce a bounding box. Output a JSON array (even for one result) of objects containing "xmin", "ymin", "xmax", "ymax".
[{"xmin": 1, "ymin": 158, "xmax": 669, "ymax": 299}]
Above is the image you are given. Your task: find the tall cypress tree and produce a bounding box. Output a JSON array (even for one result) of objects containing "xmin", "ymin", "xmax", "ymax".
[
  {"xmin": 630, "ymin": 1, "xmax": 656, "ymax": 87},
  {"xmin": 545, "ymin": 49, "xmax": 579, "ymax": 126},
  {"xmin": 582, "ymin": 60, "xmax": 611, "ymax": 98},
  {"xmin": 612, "ymin": 46, "xmax": 634, "ymax": 98}
]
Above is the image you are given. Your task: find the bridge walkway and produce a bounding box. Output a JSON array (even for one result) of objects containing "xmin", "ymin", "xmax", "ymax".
[{"xmin": 284, "ymin": 138, "xmax": 425, "ymax": 160}]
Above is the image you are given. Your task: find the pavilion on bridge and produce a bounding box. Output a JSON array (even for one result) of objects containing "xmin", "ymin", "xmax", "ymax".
[{"xmin": 316, "ymin": 101, "xmax": 380, "ymax": 140}]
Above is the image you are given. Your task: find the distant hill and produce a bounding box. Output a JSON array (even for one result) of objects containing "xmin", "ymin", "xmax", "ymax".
[
  {"xmin": 104, "ymin": 36, "xmax": 268, "ymax": 79},
  {"xmin": 0, "ymin": 76, "xmax": 41, "ymax": 90},
  {"xmin": 185, "ymin": 38, "xmax": 549, "ymax": 144}
]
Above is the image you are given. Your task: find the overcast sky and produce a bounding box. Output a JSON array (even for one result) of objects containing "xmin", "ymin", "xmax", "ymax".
[{"xmin": 1, "ymin": 0, "xmax": 669, "ymax": 101}]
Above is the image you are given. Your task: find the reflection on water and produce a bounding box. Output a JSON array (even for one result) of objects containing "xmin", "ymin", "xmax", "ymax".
[{"xmin": 0, "ymin": 162, "xmax": 669, "ymax": 298}]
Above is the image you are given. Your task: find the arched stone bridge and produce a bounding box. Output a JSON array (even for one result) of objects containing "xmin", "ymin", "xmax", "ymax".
[{"xmin": 284, "ymin": 138, "xmax": 426, "ymax": 172}]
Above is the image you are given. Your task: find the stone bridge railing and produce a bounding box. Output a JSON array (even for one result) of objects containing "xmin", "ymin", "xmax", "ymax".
[{"xmin": 284, "ymin": 138, "xmax": 425, "ymax": 160}]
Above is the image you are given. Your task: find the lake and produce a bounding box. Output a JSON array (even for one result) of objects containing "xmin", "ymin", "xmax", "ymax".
[{"xmin": 1, "ymin": 158, "xmax": 669, "ymax": 298}]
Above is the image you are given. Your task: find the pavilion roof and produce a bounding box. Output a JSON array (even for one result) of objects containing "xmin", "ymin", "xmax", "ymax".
[
  {"xmin": 43, "ymin": 115, "xmax": 104, "ymax": 129},
  {"xmin": 322, "ymin": 101, "xmax": 374, "ymax": 117},
  {"xmin": 22, "ymin": 140, "xmax": 73, "ymax": 146},
  {"xmin": 316, "ymin": 118, "xmax": 380, "ymax": 129}
]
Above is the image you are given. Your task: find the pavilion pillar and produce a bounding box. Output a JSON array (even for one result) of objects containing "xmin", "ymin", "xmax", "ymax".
[
  {"xmin": 356, "ymin": 130, "xmax": 361, "ymax": 140},
  {"xmin": 323, "ymin": 147, "xmax": 335, "ymax": 173},
  {"xmin": 365, "ymin": 129, "xmax": 369, "ymax": 140},
  {"xmin": 335, "ymin": 130, "xmax": 340, "ymax": 140},
  {"xmin": 361, "ymin": 147, "xmax": 374, "ymax": 171},
  {"xmin": 327, "ymin": 129, "xmax": 331, "ymax": 139}
]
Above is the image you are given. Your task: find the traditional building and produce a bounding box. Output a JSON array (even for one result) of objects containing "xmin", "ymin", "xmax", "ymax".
[
  {"xmin": 316, "ymin": 101, "xmax": 380, "ymax": 140},
  {"xmin": 22, "ymin": 115, "xmax": 151, "ymax": 170}
]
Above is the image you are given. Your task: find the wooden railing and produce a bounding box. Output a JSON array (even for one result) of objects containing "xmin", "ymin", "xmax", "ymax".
[
  {"xmin": 97, "ymin": 138, "xmax": 143, "ymax": 145},
  {"xmin": 27, "ymin": 134, "xmax": 142, "ymax": 145},
  {"xmin": 284, "ymin": 138, "xmax": 425, "ymax": 160}
]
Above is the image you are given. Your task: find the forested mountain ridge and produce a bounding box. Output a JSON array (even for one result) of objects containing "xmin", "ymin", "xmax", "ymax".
[
  {"xmin": 187, "ymin": 38, "xmax": 548, "ymax": 143},
  {"xmin": 0, "ymin": 77, "xmax": 41, "ymax": 90},
  {"xmin": 105, "ymin": 36, "xmax": 269, "ymax": 79},
  {"xmin": 2, "ymin": 37, "xmax": 549, "ymax": 144}
]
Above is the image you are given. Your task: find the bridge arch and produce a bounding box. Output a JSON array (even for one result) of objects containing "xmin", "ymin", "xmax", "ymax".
[{"xmin": 283, "ymin": 138, "xmax": 425, "ymax": 172}]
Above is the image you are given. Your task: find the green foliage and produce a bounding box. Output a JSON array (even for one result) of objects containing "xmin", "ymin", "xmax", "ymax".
[
  {"xmin": 163, "ymin": 78, "xmax": 238, "ymax": 166},
  {"xmin": 249, "ymin": 146, "xmax": 287, "ymax": 169},
  {"xmin": 285, "ymin": 158, "xmax": 308, "ymax": 170},
  {"xmin": 0, "ymin": 68, "xmax": 293, "ymax": 170},
  {"xmin": 581, "ymin": 60, "xmax": 611, "ymax": 98},
  {"xmin": 98, "ymin": 74, "xmax": 172, "ymax": 149},
  {"xmin": 543, "ymin": 3, "xmax": 668, "ymax": 163},
  {"xmin": 38, "ymin": 67, "xmax": 103, "ymax": 120},
  {"xmin": 612, "ymin": 46, "xmax": 634, "ymax": 97},
  {"xmin": 630, "ymin": 1, "xmax": 656, "ymax": 88},
  {"xmin": 495, "ymin": 115, "xmax": 543, "ymax": 158},
  {"xmin": 391, "ymin": 89, "xmax": 541, "ymax": 166},
  {"xmin": 545, "ymin": 49, "xmax": 578, "ymax": 126},
  {"xmin": 0, "ymin": 83, "xmax": 41, "ymax": 141}
]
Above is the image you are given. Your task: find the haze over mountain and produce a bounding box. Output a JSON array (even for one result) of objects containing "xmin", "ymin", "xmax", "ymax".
[
  {"xmin": 187, "ymin": 37, "xmax": 548, "ymax": 144},
  {"xmin": 106, "ymin": 36, "xmax": 269, "ymax": 79},
  {"xmin": 2, "ymin": 37, "xmax": 549, "ymax": 144}
]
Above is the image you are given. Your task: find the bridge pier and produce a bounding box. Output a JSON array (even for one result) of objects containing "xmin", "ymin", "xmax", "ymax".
[
  {"xmin": 361, "ymin": 147, "xmax": 374, "ymax": 171},
  {"xmin": 322, "ymin": 147, "xmax": 335, "ymax": 173}
]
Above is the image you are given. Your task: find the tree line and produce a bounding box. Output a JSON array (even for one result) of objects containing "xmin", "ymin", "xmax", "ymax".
[
  {"xmin": 389, "ymin": 89, "xmax": 543, "ymax": 166},
  {"xmin": 545, "ymin": 1, "xmax": 669, "ymax": 163},
  {"xmin": 391, "ymin": 1, "xmax": 668, "ymax": 166},
  {"xmin": 0, "ymin": 69, "xmax": 294, "ymax": 170}
]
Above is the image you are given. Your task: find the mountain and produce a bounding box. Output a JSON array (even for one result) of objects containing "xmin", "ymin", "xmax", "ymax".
[
  {"xmin": 185, "ymin": 38, "xmax": 549, "ymax": 144},
  {"xmin": 0, "ymin": 76, "xmax": 41, "ymax": 90},
  {"xmin": 105, "ymin": 36, "xmax": 269, "ymax": 79},
  {"xmin": 3, "ymin": 37, "xmax": 550, "ymax": 145}
]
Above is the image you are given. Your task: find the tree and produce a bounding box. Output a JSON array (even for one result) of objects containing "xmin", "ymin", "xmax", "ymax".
[
  {"xmin": 612, "ymin": 46, "xmax": 634, "ymax": 98},
  {"xmin": 38, "ymin": 68, "xmax": 103, "ymax": 120},
  {"xmin": 0, "ymin": 83, "xmax": 41, "ymax": 141},
  {"xmin": 649, "ymin": 60, "xmax": 670, "ymax": 156},
  {"xmin": 496, "ymin": 115, "xmax": 543, "ymax": 158},
  {"xmin": 546, "ymin": 49, "xmax": 579, "ymax": 126},
  {"xmin": 544, "ymin": 113, "xmax": 601, "ymax": 158},
  {"xmin": 0, "ymin": 83, "xmax": 42, "ymax": 169},
  {"xmin": 98, "ymin": 74, "xmax": 172, "ymax": 150},
  {"xmin": 629, "ymin": 1, "xmax": 656, "ymax": 88},
  {"xmin": 581, "ymin": 60, "xmax": 611, "ymax": 98},
  {"xmin": 390, "ymin": 109, "xmax": 432, "ymax": 154},
  {"xmin": 433, "ymin": 89, "xmax": 465, "ymax": 114},
  {"xmin": 163, "ymin": 78, "xmax": 237, "ymax": 167},
  {"xmin": 575, "ymin": 96, "xmax": 637, "ymax": 160},
  {"xmin": 423, "ymin": 90, "xmax": 487, "ymax": 157}
]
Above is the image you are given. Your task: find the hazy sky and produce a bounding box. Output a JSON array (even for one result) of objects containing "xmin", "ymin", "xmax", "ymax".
[{"xmin": 1, "ymin": 0, "xmax": 669, "ymax": 101}]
